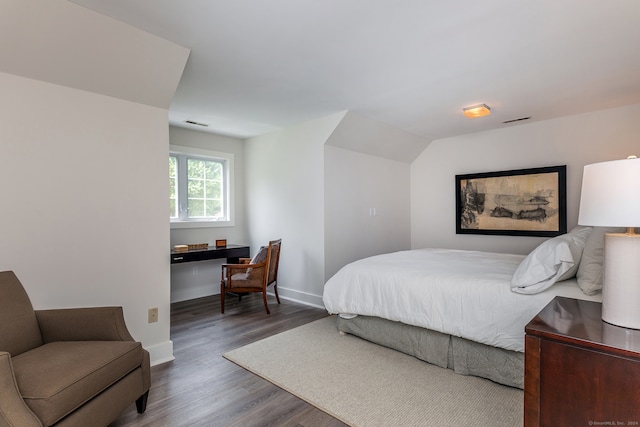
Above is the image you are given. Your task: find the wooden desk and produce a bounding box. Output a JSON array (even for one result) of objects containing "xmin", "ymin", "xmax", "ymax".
[
  {"xmin": 525, "ymin": 296, "xmax": 640, "ymax": 426},
  {"xmin": 170, "ymin": 244, "xmax": 250, "ymax": 264}
]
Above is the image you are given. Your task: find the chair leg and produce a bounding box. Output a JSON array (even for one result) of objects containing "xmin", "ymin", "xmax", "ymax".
[
  {"xmin": 220, "ymin": 281, "xmax": 225, "ymax": 314},
  {"xmin": 273, "ymin": 283, "xmax": 281, "ymax": 304},
  {"xmin": 262, "ymin": 291, "xmax": 270, "ymax": 314},
  {"xmin": 136, "ymin": 391, "xmax": 149, "ymax": 414}
]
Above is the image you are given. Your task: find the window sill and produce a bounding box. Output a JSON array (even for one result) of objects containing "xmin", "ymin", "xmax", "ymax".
[{"xmin": 170, "ymin": 220, "xmax": 235, "ymax": 229}]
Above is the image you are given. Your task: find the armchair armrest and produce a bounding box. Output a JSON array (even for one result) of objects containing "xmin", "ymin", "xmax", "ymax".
[
  {"xmin": 221, "ymin": 262, "xmax": 251, "ymax": 277},
  {"xmin": 35, "ymin": 307, "xmax": 135, "ymax": 343},
  {"xmin": 0, "ymin": 352, "xmax": 42, "ymax": 427},
  {"xmin": 221, "ymin": 260, "xmax": 267, "ymax": 279}
]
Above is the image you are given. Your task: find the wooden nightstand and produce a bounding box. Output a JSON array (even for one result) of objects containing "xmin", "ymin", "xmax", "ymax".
[{"xmin": 524, "ymin": 296, "xmax": 640, "ymax": 426}]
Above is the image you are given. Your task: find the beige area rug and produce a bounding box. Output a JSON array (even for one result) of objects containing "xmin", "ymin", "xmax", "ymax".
[{"xmin": 223, "ymin": 316, "xmax": 523, "ymax": 427}]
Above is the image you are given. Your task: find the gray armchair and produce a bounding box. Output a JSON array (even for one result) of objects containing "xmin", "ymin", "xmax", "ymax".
[{"xmin": 0, "ymin": 271, "xmax": 150, "ymax": 427}]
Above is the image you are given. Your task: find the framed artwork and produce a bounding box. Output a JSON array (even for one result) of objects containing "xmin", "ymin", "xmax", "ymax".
[{"xmin": 456, "ymin": 165, "xmax": 567, "ymax": 237}]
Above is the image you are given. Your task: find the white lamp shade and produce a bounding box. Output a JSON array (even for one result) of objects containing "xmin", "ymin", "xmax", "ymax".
[{"xmin": 578, "ymin": 157, "xmax": 640, "ymax": 227}]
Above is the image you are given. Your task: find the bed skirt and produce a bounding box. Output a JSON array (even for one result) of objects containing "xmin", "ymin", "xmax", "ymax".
[{"xmin": 336, "ymin": 315, "xmax": 524, "ymax": 389}]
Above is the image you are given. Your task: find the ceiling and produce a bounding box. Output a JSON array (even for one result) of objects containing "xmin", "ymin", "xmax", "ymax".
[{"xmin": 69, "ymin": 0, "xmax": 640, "ymax": 141}]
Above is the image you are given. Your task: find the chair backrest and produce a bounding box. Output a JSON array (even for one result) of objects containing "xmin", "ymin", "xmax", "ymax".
[
  {"xmin": 266, "ymin": 239, "xmax": 281, "ymax": 287},
  {"xmin": 0, "ymin": 271, "xmax": 43, "ymax": 356}
]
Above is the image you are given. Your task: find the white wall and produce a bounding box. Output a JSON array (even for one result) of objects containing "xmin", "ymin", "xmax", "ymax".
[
  {"xmin": 244, "ymin": 112, "xmax": 346, "ymax": 307},
  {"xmin": 411, "ymin": 103, "xmax": 640, "ymax": 255},
  {"xmin": 168, "ymin": 126, "xmax": 248, "ymax": 302},
  {"xmin": 323, "ymin": 112, "xmax": 428, "ymax": 280},
  {"xmin": 0, "ymin": 72, "xmax": 174, "ymax": 364},
  {"xmin": 324, "ymin": 146, "xmax": 411, "ymax": 280}
]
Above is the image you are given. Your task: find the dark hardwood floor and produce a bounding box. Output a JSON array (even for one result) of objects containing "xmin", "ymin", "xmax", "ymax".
[{"xmin": 109, "ymin": 293, "xmax": 347, "ymax": 427}]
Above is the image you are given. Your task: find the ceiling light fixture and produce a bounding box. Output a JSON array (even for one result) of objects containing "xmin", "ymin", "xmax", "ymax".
[{"xmin": 463, "ymin": 104, "xmax": 491, "ymax": 118}]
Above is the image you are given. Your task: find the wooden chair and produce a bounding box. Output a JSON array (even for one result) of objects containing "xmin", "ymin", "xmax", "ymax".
[{"xmin": 220, "ymin": 239, "xmax": 281, "ymax": 314}]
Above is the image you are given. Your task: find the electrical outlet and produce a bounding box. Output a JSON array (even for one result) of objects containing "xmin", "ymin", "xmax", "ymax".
[{"xmin": 148, "ymin": 307, "xmax": 158, "ymax": 323}]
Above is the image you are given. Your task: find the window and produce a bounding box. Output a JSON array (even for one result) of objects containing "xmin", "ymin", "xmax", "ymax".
[{"xmin": 170, "ymin": 145, "xmax": 234, "ymax": 228}]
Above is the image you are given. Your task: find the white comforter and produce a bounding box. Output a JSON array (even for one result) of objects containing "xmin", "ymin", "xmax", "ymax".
[{"xmin": 323, "ymin": 248, "xmax": 601, "ymax": 352}]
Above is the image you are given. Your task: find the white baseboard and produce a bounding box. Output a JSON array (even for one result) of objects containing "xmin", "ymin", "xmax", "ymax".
[
  {"xmin": 171, "ymin": 286, "xmax": 326, "ymax": 309},
  {"xmin": 273, "ymin": 286, "xmax": 325, "ymax": 309},
  {"xmin": 145, "ymin": 340, "xmax": 175, "ymax": 366}
]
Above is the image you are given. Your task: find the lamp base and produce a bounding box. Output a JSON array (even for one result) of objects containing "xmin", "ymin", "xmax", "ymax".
[{"xmin": 601, "ymin": 232, "xmax": 640, "ymax": 329}]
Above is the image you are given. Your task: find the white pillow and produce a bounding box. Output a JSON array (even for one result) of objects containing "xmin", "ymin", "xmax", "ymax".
[
  {"xmin": 511, "ymin": 226, "xmax": 592, "ymax": 295},
  {"xmin": 246, "ymin": 246, "xmax": 269, "ymax": 280},
  {"xmin": 576, "ymin": 227, "xmax": 626, "ymax": 295}
]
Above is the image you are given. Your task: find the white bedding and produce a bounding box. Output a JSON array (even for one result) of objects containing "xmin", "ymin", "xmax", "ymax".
[{"xmin": 322, "ymin": 248, "xmax": 602, "ymax": 352}]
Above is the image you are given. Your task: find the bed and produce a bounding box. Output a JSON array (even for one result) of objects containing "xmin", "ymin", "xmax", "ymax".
[{"xmin": 323, "ymin": 227, "xmax": 605, "ymax": 389}]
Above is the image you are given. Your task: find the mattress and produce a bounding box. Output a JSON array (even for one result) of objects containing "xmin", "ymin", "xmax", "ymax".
[{"xmin": 323, "ymin": 248, "xmax": 602, "ymax": 352}]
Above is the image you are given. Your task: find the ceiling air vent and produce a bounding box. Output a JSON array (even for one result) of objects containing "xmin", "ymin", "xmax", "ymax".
[
  {"xmin": 502, "ymin": 117, "xmax": 531, "ymax": 124},
  {"xmin": 184, "ymin": 120, "xmax": 209, "ymax": 127}
]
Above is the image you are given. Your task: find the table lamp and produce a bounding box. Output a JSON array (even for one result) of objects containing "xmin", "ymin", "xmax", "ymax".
[{"xmin": 578, "ymin": 155, "xmax": 640, "ymax": 329}]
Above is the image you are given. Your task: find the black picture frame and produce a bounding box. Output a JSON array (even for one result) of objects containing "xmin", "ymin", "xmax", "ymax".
[{"xmin": 456, "ymin": 165, "xmax": 567, "ymax": 237}]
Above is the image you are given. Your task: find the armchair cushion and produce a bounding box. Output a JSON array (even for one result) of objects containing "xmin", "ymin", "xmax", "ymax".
[
  {"xmin": 12, "ymin": 341, "xmax": 144, "ymax": 426},
  {"xmin": 246, "ymin": 246, "xmax": 268, "ymax": 280},
  {"xmin": 250, "ymin": 246, "xmax": 268, "ymax": 264}
]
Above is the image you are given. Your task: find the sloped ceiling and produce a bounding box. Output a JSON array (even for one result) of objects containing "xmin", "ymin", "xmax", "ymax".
[
  {"xmin": 0, "ymin": 0, "xmax": 190, "ymax": 109},
  {"xmin": 67, "ymin": 0, "xmax": 640, "ymax": 141},
  {"xmin": 326, "ymin": 111, "xmax": 430, "ymax": 164}
]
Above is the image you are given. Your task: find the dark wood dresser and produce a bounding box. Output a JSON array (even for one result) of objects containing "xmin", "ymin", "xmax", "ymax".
[{"xmin": 525, "ymin": 296, "xmax": 640, "ymax": 426}]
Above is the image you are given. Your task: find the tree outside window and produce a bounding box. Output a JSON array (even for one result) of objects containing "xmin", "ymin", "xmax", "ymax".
[
  {"xmin": 170, "ymin": 150, "xmax": 229, "ymax": 223},
  {"xmin": 187, "ymin": 158, "xmax": 223, "ymax": 218}
]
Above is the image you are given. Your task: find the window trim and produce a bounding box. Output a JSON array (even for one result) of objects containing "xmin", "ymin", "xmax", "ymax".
[{"xmin": 169, "ymin": 144, "xmax": 235, "ymax": 229}]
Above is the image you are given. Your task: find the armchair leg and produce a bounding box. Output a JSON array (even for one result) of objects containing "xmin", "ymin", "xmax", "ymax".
[
  {"xmin": 136, "ymin": 391, "xmax": 149, "ymax": 414},
  {"xmin": 274, "ymin": 283, "xmax": 281, "ymax": 304},
  {"xmin": 220, "ymin": 281, "xmax": 225, "ymax": 314},
  {"xmin": 262, "ymin": 291, "xmax": 270, "ymax": 314}
]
